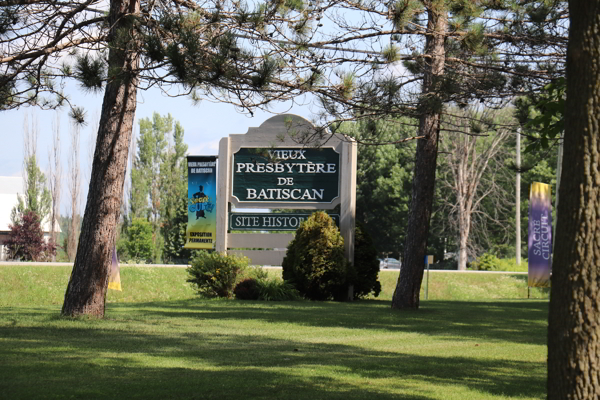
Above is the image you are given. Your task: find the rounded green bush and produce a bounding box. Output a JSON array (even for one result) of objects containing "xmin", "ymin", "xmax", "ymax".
[
  {"xmin": 282, "ymin": 211, "xmax": 350, "ymax": 301},
  {"xmin": 187, "ymin": 251, "xmax": 248, "ymax": 298},
  {"xmin": 470, "ymin": 253, "xmax": 501, "ymax": 271}
]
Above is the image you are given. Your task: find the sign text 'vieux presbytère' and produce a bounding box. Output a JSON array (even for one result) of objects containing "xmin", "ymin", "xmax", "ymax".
[{"xmin": 231, "ymin": 147, "xmax": 341, "ymax": 203}]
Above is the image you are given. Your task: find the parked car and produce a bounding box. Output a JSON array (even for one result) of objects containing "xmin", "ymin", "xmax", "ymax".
[{"xmin": 380, "ymin": 258, "xmax": 401, "ymax": 269}]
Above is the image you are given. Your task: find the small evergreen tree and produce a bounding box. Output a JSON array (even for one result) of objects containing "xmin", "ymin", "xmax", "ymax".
[
  {"xmin": 282, "ymin": 212, "xmax": 351, "ymax": 301},
  {"xmin": 5, "ymin": 211, "xmax": 56, "ymax": 261}
]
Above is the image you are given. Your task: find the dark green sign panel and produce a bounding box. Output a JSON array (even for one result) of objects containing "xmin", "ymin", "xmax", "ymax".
[
  {"xmin": 232, "ymin": 147, "xmax": 340, "ymax": 203},
  {"xmin": 230, "ymin": 213, "xmax": 340, "ymax": 231}
]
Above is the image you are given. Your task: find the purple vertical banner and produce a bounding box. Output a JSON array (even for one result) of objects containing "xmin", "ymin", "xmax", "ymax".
[{"xmin": 528, "ymin": 182, "xmax": 552, "ymax": 287}]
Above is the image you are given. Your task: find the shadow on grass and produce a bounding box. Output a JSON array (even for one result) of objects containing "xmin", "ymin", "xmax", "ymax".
[
  {"xmin": 0, "ymin": 311, "xmax": 545, "ymax": 400},
  {"xmin": 122, "ymin": 298, "xmax": 548, "ymax": 346}
]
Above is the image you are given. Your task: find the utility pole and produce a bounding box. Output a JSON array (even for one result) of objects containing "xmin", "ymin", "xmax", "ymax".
[{"xmin": 516, "ymin": 128, "xmax": 521, "ymax": 265}]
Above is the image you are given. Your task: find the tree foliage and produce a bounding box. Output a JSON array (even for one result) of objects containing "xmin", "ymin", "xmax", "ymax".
[
  {"xmin": 436, "ymin": 107, "xmax": 515, "ymax": 270},
  {"xmin": 341, "ymin": 118, "xmax": 416, "ymax": 258},
  {"xmin": 126, "ymin": 112, "xmax": 189, "ymax": 263},
  {"xmin": 11, "ymin": 155, "xmax": 52, "ymax": 226},
  {"xmin": 159, "ymin": 117, "xmax": 190, "ymax": 263},
  {"xmin": 130, "ymin": 113, "xmax": 169, "ymax": 220},
  {"xmin": 124, "ymin": 218, "xmax": 154, "ymax": 263}
]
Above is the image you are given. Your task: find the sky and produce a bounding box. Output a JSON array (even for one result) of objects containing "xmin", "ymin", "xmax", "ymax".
[{"xmin": 0, "ymin": 81, "xmax": 314, "ymax": 214}]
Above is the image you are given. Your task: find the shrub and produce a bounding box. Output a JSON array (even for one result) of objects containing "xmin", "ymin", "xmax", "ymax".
[
  {"xmin": 470, "ymin": 253, "xmax": 528, "ymax": 272},
  {"xmin": 187, "ymin": 251, "xmax": 249, "ymax": 298},
  {"xmin": 282, "ymin": 211, "xmax": 351, "ymax": 301},
  {"xmin": 244, "ymin": 265, "xmax": 270, "ymax": 281},
  {"xmin": 352, "ymin": 221, "xmax": 381, "ymax": 299},
  {"xmin": 234, "ymin": 278, "xmax": 261, "ymax": 300},
  {"xmin": 5, "ymin": 211, "xmax": 56, "ymax": 261},
  {"xmin": 470, "ymin": 253, "xmax": 501, "ymax": 271},
  {"xmin": 125, "ymin": 218, "xmax": 154, "ymax": 263},
  {"xmin": 257, "ymin": 278, "xmax": 300, "ymax": 301}
]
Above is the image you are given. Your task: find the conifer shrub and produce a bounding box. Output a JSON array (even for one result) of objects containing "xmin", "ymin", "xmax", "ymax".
[
  {"xmin": 187, "ymin": 251, "xmax": 248, "ymax": 298},
  {"xmin": 352, "ymin": 221, "xmax": 382, "ymax": 299},
  {"xmin": 282, "ymin": 211, "xmax": 351, "ymax": 301}
]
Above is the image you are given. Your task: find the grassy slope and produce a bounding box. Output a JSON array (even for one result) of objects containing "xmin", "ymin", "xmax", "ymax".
[
  {"xmin": 0, "ymin": 265, "xmax": 548, "ymax": 307},
  {"xmin": 0, "ymin": 265, "xmax": 548, "ymax": 400}
]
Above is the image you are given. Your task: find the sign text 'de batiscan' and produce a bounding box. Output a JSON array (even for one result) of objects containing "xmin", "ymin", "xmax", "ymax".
[{"xmin": 232, "ymin": 147, "xmax": 340, "ymax": 204}]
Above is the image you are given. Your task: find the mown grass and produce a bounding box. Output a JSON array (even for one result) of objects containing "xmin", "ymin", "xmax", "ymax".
[
  {"xmin": 0, "ymin": 265, "xmax": 548, "ymax": 399},
  {"xmin": 0, "ymin": 265, "xmax": 548, "ymax": 306},
  {"xmin": 377, "ymin": 270, "xmax": 550, "ymax": 301}
]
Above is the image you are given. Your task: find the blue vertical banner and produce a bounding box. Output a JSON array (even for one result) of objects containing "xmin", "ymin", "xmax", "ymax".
[
  {"xmin": 184, "ymin": 156, "xmax": 217, "ymax": 249},
  {"xmin": 528, "ymin": 182, "xmax": 552, "ymax": 287}
]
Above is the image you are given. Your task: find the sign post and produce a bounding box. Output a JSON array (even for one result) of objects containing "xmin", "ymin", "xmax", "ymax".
[{"xmin": 425, "ymin": 255, "xmax": 433, "ymax": 300}]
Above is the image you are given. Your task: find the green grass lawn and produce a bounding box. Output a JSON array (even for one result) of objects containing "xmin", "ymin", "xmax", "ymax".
[{"xmin": 0, "ymin": 265, "xmax": 548, "ymax": 399}]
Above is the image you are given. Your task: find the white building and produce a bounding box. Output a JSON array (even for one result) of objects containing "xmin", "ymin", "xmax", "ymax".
[{"xmin": 0, "ymin": 176, "xmax": 60, "ymax": 260}]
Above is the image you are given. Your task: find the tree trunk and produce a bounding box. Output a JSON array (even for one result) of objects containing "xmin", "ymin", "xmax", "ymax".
[
  {"xmin": 547, "ymin": 1, "xmax": 600, "ymax": 398},
  {"xmin": 456, "ymin": 150, "xmax": 471, "ymax": 272},
  {"xmin": 67, "ymin": 214, "xmax": 79, "ymax": 262},
  {"xmin": 61, "ymin": 0, "xmax": 140, "ymax": 317},
  {"xmin": 457, "ymin": 217, "xmax": 470, "ymax": 271},
  {"xmin": 391, "ymin": 7, "xmax": 446, "ymax": 310}
]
